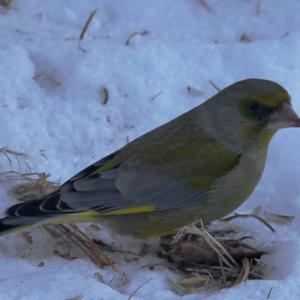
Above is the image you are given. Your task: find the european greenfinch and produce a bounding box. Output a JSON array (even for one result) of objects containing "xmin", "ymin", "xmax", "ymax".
[{"xmin": 0, "ymin": 79, "xmax": 299, "ymax": 238}]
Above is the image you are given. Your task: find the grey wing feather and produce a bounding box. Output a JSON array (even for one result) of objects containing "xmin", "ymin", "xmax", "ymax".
[
  {"xmin": 7, "ymin": 157, "xmax": 206, "ymax": 218},
  {"xmin": 116, "ymin": 161, "xmax": 205, "ymax": 209},
  {"xmin": 61, "ymin": 158, "xmax": 206, "ymax": 213},
  {"xmin": 73, "ymin": 176, "xmax": 117, "ymax": 192}
]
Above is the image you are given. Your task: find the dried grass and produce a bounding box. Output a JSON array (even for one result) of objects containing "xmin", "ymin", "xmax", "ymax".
[
  {"xmin": 47, "ymin": 224, "xmax": 115, "ymax": 268},
  {"xmin": 4, "ymin": 170, "xmax": 114, "ymax": 269},
  {"xmin": 3, "ymin": 171, "xmax": 59, "ymax": 201},
  {"xmin": 0, "ymin": 146, "xmax": 33, "ymax": 169},
  {"xmin": 161, "ymin": 219, "xmax": 265, "ymax": 292},
  {"xmin": 223, "ymin": 213, "xmax": 275, "ymax": 232}
]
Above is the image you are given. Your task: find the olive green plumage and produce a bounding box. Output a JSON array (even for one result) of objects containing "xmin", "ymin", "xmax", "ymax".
[{"xmin": 1, "ymin": 79, "xmax": 299, "ymax": 238}]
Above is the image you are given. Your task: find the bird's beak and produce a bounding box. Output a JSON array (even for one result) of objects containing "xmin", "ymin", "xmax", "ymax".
[{"xmin": 267, "ymin": 102, "xmax": 300, "ymax": 130}]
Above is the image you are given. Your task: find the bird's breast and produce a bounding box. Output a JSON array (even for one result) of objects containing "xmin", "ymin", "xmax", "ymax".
[{"xmin": 204, "ymin": 146, "xmax": 268, "ymax": 220}]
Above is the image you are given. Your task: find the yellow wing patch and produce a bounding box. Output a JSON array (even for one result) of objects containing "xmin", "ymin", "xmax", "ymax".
[
  {"xmin": 99, "ymin": 205, "xmax": 156, "ymax": 216},
  {"xmin": 91, "ymin": 157, "xmax": 120, "ymax": 175},
  {"xmin": 49, "ymin": 211, "xmax": 99, "ymax": 224}
]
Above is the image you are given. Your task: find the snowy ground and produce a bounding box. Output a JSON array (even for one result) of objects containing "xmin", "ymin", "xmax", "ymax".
[{"xmin": 1, "ymin": 0, "xmax": 300, "ymax": 299}]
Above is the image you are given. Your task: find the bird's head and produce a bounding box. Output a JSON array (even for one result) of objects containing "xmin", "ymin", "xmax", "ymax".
[{"xmin": 203, "ymin": 79, "xmax": 300, "ymax": 152}]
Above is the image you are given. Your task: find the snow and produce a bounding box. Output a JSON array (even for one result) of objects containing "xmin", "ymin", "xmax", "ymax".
[{"xmin": 0, "ymin": 0, "xmax": 300, "ymax": 299}]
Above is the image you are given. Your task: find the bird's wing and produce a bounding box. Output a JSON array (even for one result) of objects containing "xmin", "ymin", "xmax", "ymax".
[
  {"xmin": 60, "ymin": 159, "xmax": 207, "ymax": 213},
  {"xmin": 7, "ymin": 132, "xmax": 240, "ymax": 218}
]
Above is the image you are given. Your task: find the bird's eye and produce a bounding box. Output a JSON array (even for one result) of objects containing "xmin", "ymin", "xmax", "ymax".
[
  {"xmin": 249, "ymin": 101, "xmax": 261, "ymax": 113},
  {"xmin": 248, "ymin": 100, "xmax": 273, "ymax": 117}
]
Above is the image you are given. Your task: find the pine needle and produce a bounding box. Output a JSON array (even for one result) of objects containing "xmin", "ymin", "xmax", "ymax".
[
  {"xmin": 128, "ymin": 278, "xmax": 151, "ymax": 300},
  {"xmin": 208, "ymin": 80, "xmax": 221, "ymax": 92},
  {"xmin": 78, "ymin": 9, "xmax": 97, "ymax": 52}
]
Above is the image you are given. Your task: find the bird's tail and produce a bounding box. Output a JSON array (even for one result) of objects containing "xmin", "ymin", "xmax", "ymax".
[
  {"xmin": 0, "ymin": 196, "xmax": 57, "ymax": 235},
  {"xmin": 0, "ymin": 215, "xmax": 44, "ymax": 235},
  {"xmin": 0, "ymin": 194, "xmax": 96, "ymax": 236}
]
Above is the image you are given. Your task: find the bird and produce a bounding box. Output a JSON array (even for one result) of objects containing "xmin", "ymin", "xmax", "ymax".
[{"xmin": 0, "ymin": 78, "xmax": 299, "ymax": 238}]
